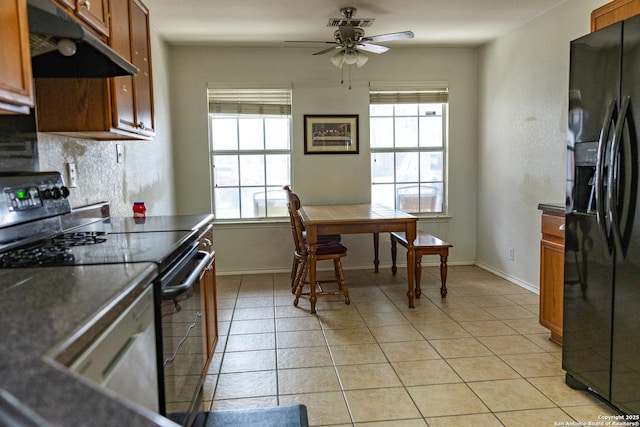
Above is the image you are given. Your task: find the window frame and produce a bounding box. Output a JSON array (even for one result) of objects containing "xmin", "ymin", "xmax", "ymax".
[
  {"xmin": 369, "ymin": 82, "xmax": 449, "ymax": 215},
  {"xmin": 207, "ymin": 86, "xmax": 292, "ymax": 221}
]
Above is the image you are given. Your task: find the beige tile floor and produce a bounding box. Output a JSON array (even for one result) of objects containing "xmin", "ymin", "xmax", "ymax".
[{"xmin": 203, "ymin": 265, "xmax": 618, "ymax": 426}]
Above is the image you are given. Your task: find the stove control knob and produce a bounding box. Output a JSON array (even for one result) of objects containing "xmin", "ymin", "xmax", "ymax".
[
  {"xmin": 60, "ymin": 186, "xmax": 70, "ymax": 198},
  {"xmin": 51, "ymin": 187, "xmax": 61, "ymax": 199},
  {"xmin": 43, "ymin": 189, "xmax": 53, "ymax": 199}
]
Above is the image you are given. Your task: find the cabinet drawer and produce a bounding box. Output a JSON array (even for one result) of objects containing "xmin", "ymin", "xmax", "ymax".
[{"xmin": 541, "ymin": 213, "xmax": 565, "ymax": 240}]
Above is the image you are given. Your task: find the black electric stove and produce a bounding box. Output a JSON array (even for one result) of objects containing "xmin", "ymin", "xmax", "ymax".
[
  {"xmin": 0, "ymin": 173, "xmax": 199, "ymax": 272},
  {"xmin": 0, "ymin": 172, "xmax": 215, "ymax": 425},
  {"xmin": 0, "ymin": 229, "xmax": 198, "ymax": 270}
]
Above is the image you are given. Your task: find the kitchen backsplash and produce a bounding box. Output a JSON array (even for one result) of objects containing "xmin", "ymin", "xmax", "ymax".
[{"xmin": 37, "ymin": 133, "xmax": 177, "ymax": 216}]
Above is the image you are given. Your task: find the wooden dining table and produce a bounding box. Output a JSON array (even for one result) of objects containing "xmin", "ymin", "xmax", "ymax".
[{"xmin": 299, "ymin": 204, "xmax": 418, "ymax": 313}]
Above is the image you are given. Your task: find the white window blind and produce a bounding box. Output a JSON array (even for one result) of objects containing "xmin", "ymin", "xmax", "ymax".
[
  {"xmin": 369, "ymin": 81, "xmax": 449, "ymax": 104},
  {"xmin": 207, "ymin": 84, "xmax": 292, "ymax": 116}
]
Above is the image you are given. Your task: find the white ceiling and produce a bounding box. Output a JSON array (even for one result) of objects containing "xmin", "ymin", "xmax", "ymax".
[{"xmin": 144, "ymin": 0, "xmax": 568, "ymax": 48}]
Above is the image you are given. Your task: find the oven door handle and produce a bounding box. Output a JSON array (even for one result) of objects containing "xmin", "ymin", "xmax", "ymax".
[{"xmin": 161, "ymin": 250, "xmax": 212, "ymax": 299}]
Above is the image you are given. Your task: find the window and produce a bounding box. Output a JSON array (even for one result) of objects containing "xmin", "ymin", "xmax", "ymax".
[
  {"xmin": 208, "ymin": 86, "xmax": 292, "ymax": 220},
  {"xmin": 369, "ymin": 82, "xmax": 448, "ymax": 214}
]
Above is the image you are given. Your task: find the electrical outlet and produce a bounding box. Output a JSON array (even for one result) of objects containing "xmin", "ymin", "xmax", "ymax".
[
  {"xmin": 509, "ymin": 247, "xmax": 515, "ymax": 261},
  {"xmin": 67, "ymin": 163, "xmax": 77, "ymax": 188},
  {"xmin": 116, "ymin": 144, "xmax": 124, "ymax": 164}
]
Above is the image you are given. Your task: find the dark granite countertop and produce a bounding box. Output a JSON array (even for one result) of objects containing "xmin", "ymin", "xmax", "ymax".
[
  {"xmin": 0, "ymin": 264, "xmax": 178, "ymax": 427},
  {"xmin": 0, "ymin": 213, "xmax": 215, "ymax": 426},
  {"xmin": 538, "ymin": 203, "xmax": 565, "ymax": 214}
]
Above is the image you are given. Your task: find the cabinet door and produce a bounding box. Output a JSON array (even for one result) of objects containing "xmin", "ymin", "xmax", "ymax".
[
  {"xmin": 75, "ymin": 0, "xmax": 110, "ymax": 37},
  {"xmin": 130, "ymin": 0, "xmax": 155, "ymax": 136},
  {"xmin": 201, "ymin": 255, "xmax": 218, "ymax": 360},
  {"xmin": 111, "ymin": 0, "xmax": 155, "ymax": 138},
  {"xmin": 110, "ymin": 0, "xmax": 136, "ymax": 130},
  {"xmin": 0, "ymin": 0, "xmax": 33, "ymax": 114},
  {"xmin": 199, "ymin": 228, "xmax": 217, "ymax": 360},
  {"xmin": 539, "ymin": 239, "xmax": 564, "ymax": 344}
]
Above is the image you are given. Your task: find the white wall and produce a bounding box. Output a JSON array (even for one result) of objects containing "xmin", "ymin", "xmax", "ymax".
[
  {"xmin": 476, "ymin": 0, "xmax": 605, "ymax": 290},
  {"xmin": 168, "ymin": 46, "xmax": 478, "ymax": 274},
  {"xmin": 38, "ymin": 31, "xmax": 177, "ymax": 217}
]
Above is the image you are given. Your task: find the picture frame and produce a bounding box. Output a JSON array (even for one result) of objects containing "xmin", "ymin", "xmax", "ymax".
[{"xmin": 304, "ymin": 114, "xmax": 359, "ymax": 154}]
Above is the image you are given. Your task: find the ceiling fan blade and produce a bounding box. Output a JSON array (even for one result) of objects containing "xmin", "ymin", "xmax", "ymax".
[
  {"xmin": 362, "ymin": 31, "xmax": 414, "ymax": 43},
  {"xmin": 285, "ymin": 40, "xmax": 337, "ymax": 44},
  {"xmin": 313, "ymin": 46, "xmax": 342, "ymax": 55},
  {"xmin": 357, "ymin": 43, "xmax": 390, "ymax": 54}
]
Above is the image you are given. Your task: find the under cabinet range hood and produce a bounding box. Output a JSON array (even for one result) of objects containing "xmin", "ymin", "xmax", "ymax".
[{"xmin": 27, "ymin": 0, "xmax": 137, "ymax": 78}]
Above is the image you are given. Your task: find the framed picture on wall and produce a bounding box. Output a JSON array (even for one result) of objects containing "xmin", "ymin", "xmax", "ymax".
[{"xmin": 304, "ymin": 115, "xmax": 359, "ymax": 154}]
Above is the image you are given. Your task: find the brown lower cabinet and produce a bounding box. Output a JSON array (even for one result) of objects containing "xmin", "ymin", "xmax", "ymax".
[
  {"xmin": 199, "ymin": 227, "xmax": 218, "ymax": 361},
  {"xmin": 539, "ymin": 207, "xmax": 565, "ymax": 345}
]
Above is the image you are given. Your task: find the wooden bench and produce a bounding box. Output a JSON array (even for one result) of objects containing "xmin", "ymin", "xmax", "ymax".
[{"xmin": 390, "ymin": 231, "xmax": 452, "ymax": 298}]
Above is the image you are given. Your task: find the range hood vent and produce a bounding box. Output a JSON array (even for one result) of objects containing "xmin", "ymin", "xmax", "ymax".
[{"xmin": 27, "ymin": 0, "xmax": 137, "ymax": 78}]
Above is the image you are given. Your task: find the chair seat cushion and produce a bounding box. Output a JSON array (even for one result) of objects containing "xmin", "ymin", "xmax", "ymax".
[{"xmin": 306, "ymin": 240, "xmax": 347, "ymax": 255}]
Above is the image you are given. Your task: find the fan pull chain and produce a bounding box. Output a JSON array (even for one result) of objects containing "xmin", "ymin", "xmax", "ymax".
[{"xmin": 348, "ymin": 65, "xmax": 352, "ymax": 90}]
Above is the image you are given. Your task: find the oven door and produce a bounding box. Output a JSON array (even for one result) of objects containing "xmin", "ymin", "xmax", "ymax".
[{"xmin": 156, "ymin": 244, "xmax": 213, "ymax": 426}]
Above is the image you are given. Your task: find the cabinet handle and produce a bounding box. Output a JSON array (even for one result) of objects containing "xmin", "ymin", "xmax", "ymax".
[
  {"xmin": 80, "ymin": 0, "xmax": 91, "ymax": 10},
  {"xmin": 138, "ymin": 122, "xmax": 146, "ymax": 130},
  {"xmin": 559, "ymin": 224, "xmax": 565, "ymax": 231},
  {"xmin": 202, "ymin": 238, "xmax": 212, "ymax": 248}
]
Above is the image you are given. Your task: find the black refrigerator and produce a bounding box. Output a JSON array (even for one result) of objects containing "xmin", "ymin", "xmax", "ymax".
[{"xmin": 564, "ymin": 15, "xmax": 640, "ymax": 414}]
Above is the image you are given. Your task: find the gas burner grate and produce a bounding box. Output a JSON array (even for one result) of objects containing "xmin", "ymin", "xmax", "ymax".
[
  {"xmin": 0, "ymin": 245, "xmax": 75, "ymax": 268},
  {"xmin": 52, "ymin": 232, "xmax": 108, "ymax": 247},
  {"xmin": 0, "ymin": 232, "xmax": 107, "ymax": 268}
]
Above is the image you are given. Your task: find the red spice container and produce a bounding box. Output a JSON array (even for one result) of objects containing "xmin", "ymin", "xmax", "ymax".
[{"xmin": 132, "ymin": 202, "xmax": 147, "ymax": 218}]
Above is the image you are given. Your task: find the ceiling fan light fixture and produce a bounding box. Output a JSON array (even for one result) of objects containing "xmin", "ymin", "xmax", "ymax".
[
  {"xmin": 356, "ymin": 52, "xmax": 368, "ymax": 67},
  {"xmin": 343, "ymin": 50, "xmax": 358, "ymax": 65},
  {"xmin": 330, "ymin": 51, "xmax": 345, "ymax": 68}
]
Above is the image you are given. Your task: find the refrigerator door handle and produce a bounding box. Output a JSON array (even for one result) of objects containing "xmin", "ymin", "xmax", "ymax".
[
  {"xmin": 595, "ymin": 98, "xmax": 617, "ymax": 255},
  {"xmin": 608, "ymin": 95, "xmax": 638, "ymax": 260},
  {"xmin": 608, "ymin": 96, "xmax": 627, "ymax": 258}
]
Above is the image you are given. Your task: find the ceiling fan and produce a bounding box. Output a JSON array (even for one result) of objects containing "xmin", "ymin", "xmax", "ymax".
[{"xmin": 286, "ymin": 7, "xmax": 414, "ymax": 69}]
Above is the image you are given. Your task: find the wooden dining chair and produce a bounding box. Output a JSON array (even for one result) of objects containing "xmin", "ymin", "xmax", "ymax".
[
  {"xmin": 287, "ymin": 200, "xmax": 350, "ymax": 313},
  {"xmin": 282, "ymin": 185, "xmax": 341, "ymax": 287}
]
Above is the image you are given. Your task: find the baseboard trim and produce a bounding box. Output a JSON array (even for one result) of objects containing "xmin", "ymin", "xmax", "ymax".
[
  {"xmin": 215, "ymin": 260, "xmax": 476, "ymax": 276},
  {"xmin": 216, "ymin": 261, "xmax": 539, "ymax": 296},
  {"xmin": 474, "ymin": 261, "xmax": 539, "ymax": 295}
]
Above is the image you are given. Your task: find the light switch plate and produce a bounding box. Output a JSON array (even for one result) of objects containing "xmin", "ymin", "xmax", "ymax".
[{"xmin": 116, "ymin": 144, "xmax": 124, "ymax": 164}]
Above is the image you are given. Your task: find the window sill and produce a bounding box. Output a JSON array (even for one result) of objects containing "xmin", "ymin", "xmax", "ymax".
[{"xmin": 212, "ymin": 218, "xmax": 290, "ymax": 228}]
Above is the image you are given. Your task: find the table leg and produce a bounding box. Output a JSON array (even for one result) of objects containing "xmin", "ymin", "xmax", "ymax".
[
  {"xmin": 373, "ymin": 232, "xmax": 380, "ymax": 273},
  {"xmin": 308, "ymin": 244, "xmax": 318, "ymax": 314},
  {"xmin": 405, "ymin": 225, "xmax": 416, "ymax": 309},
  {"xmin": 439, "ymin": 252, "xmax": 449, "ymax": 297},
  {"xmin": 415, "ymin": 254, "xmax": 422, "ymax": 298},
  {"xmin": 390, "ymin": 236, "xmax": 398, "ymax": 275}
]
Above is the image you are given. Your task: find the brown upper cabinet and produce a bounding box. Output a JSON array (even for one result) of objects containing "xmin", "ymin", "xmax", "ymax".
[
  {"xmin": 111, "ymin": 0, "xmax": 155, "ymax": 138},
  {"xmin": 35, "ymin": 0, "xmax": 155, "ymax": 140},
  {"xmin": 54, "ymin": 0, "xmax": 110, "ymax": 38},
  {"xmin": 592, "ymin": 0, "xmax": 640, "ymax": 31},
  {"xmin": 0, "ymin": 0, "xmax": 34, "ymax": 115}
]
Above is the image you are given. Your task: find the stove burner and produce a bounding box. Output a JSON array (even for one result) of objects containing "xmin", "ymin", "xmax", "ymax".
[
  {"xmin": 0, "ymin": 232, "xmax": 107, "ymax": 268},
  {"xmin": 52, "ymin": 232, "xmax": 108, "ymax": 247},
  {"xmin": 0, "ymin": 244, "xmax": 75, "ymax": 267}
]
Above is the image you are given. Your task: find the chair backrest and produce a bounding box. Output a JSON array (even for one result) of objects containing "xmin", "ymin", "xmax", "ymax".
[
  {"xmin": 287, "ymin": 200, "xmax": 308, "ymax": 257},
  {"xmin": 283, "ymin": 185, "xmax": 301, "ymax": 210}
]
